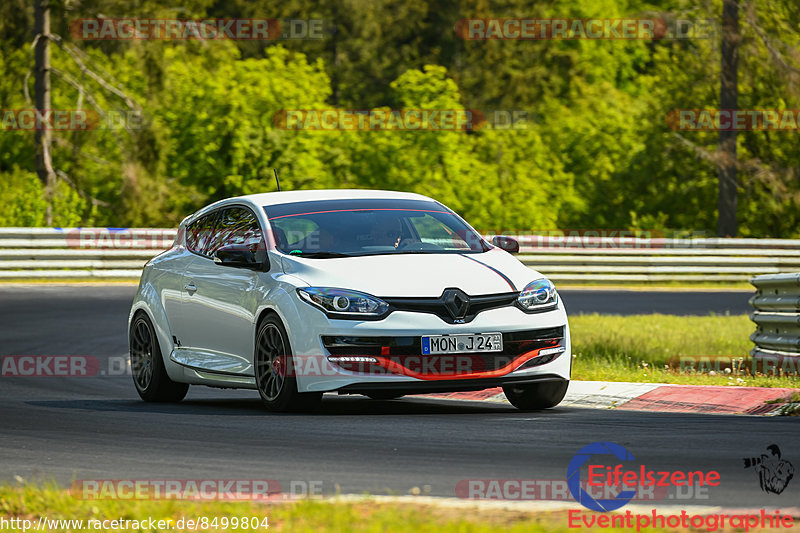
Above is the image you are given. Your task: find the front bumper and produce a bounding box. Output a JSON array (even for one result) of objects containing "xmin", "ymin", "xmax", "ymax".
[
  {"xmin": 335, "ymin": 373, "xmax": 568, "ymax": 396},
  {"xmin": 322, "ymin": 327, "xmax": 565, "ymax": 378},
  {"xmin": 285, "ymin": 301, "xmax": 571, "ymax": 393}
]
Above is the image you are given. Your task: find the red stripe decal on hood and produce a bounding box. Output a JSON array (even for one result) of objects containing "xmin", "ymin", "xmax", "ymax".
[{"xmin": 458, "ymin": 254, "xmax": 517, "ymax": 291}]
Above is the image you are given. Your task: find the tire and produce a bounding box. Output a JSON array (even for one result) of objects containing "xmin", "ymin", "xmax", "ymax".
[
  {"xmin": 129, "ymin": 313, "xmax": 189, "ymax": 402},
  {"xmin": 254, "ymin": 314, "xmax": 322, "ymax": 412},
  {"xmin": 365, "ymin": 392, "xmax": 405, "ymax": 400},
  {"xmin": 502, "ymin": 380, "xmax": 569, "ymax": 411}
]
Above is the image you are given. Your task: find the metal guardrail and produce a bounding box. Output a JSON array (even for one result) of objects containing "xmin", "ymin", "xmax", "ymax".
[
  {"xmin": 0, "ymin": 228, "xmax": 175, "ymax": 279},
  {"xmin": 749, "ymin": 273, "xmax": 800, "ymax": 367},
  {"xmin": 2, "ymin": 227, "xmax": 800, "ymax": 283}
]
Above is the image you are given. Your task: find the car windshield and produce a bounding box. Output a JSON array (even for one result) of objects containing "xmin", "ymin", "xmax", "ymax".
[{"xmin": 263, "ymin": 198, "xmax": 488, "ymax": 257}]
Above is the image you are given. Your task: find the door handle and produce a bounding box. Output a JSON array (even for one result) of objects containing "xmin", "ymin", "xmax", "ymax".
[{"xmin": 184, "ymin": 282, "xmax": 197, "ymax": 293}]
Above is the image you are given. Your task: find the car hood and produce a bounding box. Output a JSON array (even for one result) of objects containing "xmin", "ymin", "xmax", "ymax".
[{"xmin": 278, "ymin": 249, "xmax": 544, "ymax": 297}]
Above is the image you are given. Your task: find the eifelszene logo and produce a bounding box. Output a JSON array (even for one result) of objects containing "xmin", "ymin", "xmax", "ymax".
[
  {"xmin": 568, "ymin": 442, "xmax": 637, "ymax": 511},
  {"xmin": 743, "ymin": 445, "xmax": 795, "ymax": 495},
  {"xmin": 567, "ymin": 441, "xmax": 721, "ymax": 512}
]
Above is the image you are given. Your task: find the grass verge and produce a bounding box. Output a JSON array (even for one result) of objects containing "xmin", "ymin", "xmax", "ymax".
[
  {"xmin": 570, "ymin": 314, "xmax": 800, "ymax": 388},
  {"xmin": 5, "ymin": 484, "xmax": 795, "ymax": 532},
  {"xmin": 0, "ymin": 484, "xmax": 646, "ymax": 533}
]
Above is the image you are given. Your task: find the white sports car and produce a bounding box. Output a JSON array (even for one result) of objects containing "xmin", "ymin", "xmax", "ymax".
[{"xmin": 128, "ymin": 189, "xmax": 571, "ymax": 411}]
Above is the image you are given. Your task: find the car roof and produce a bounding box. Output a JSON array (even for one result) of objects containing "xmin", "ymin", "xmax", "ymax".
[
  {"xmin": 238, "ymin": 189, "xmax": 433, "ymax": 207},
  {"xmin": 186, "ymin": 189, "xmax": 439, "ymax": 224}
]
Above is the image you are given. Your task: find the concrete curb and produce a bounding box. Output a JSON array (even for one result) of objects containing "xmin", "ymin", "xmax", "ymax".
[{"xmin": 420, "ymin": 381, "xmax": 799, "ymax": 416}]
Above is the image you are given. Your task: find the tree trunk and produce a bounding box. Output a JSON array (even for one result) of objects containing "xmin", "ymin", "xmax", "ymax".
[
  {"xmin": 717, "ymin": 0, "xmax": 739, "ymax": 237},
  {"xmin": 34, "ymin": 0, "xmax": 55, "ymax": 226},
  {"xmin": 330, "ymin": 7, "xmax": 339, "ymax": 106}
]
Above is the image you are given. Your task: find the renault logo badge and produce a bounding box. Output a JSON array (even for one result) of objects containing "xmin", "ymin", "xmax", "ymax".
[{"xmin": 442, "ymin": 288, "xmax": 470, "ymax": 319}]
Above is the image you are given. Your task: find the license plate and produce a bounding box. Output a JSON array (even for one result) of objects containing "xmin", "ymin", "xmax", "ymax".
[{"xmin": 421, "ymin": 333, "xmax": 503, "ymax": 355}]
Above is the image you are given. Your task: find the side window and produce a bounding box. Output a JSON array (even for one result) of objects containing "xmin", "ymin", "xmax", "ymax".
[
  {"xmin": 185, "ymin": 212, "xmax": 219, "ymax": 255},
  {"xmin": 207, "ymin": 207, "xmax": 266, "ymax": 260}
]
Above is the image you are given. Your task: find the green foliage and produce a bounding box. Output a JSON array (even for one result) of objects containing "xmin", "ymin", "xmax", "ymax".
[
  {"xmin": 158, "ymin": 44, "xmax": 332, "ymax": 202},
  {"xmin": 0, "ymin": 168, "xmax": 46, "ymax": 226},
  {"xmin": 0, "ymin": 0, "xmax": 799, "ymax": 235},
  {"xmin": 0, "ymin": 168, "xmax": 84, "ymax": 227}
]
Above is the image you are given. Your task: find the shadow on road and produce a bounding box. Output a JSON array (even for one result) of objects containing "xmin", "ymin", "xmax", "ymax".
[{"xmin": 26, "ymin": 395, "xmax": 544, "ymax": 417}]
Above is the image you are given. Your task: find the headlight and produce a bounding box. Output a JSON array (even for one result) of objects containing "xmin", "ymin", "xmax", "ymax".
[
  {"xmin": 297, "ymin": 287, "xmax": 389, "ymax": 318},
  {"xmin": 517, "ymin": 279, "xmax": 558, "ymax": 311}
]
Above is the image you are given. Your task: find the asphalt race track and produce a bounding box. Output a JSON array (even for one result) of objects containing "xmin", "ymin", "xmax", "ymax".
[
  {"xmin": 562, "ymin": 288, "xmax": 752, "ymax": 316},
  {"xmin": 0, "ymin": 285, "xmax": 795, "ymax": 509}
]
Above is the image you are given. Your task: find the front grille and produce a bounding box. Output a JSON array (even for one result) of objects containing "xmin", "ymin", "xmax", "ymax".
[
  {"xmin": 383, "ymin": 291, "xmax": 518, "ymax": 324},
  {"xmin": 322, "ymin": 326, "xmax": 565, "ymax": 376}
]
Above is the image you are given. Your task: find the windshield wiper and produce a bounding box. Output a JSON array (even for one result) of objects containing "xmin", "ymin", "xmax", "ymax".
[
  {"xmin": 289, "ymin": 251, "xmax": 354, "ymax": 258},
  {"xmin": 364, "ymin": 249, "xmax": 479, "ymax": 255}
]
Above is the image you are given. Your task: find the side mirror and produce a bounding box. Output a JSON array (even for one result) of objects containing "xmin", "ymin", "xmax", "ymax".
[
  {"xmin": 491, "ymin": 235, "xmax": 520, "ymax": 254},
  {"xmin": 213, "ymin": 244, "xmax": 260, "ymax": 269}
]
